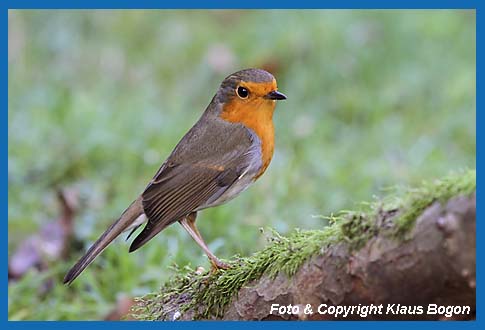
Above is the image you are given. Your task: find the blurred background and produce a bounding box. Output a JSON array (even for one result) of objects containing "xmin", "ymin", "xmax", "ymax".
[{"xmin": 8, "ymin": 10, "xmax": 475, "ymax": 320}]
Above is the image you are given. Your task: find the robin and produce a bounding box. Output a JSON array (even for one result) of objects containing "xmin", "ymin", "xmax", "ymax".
[{"xmin": 63, "ymin": 68, "xmax": 286, "ymax": 284}]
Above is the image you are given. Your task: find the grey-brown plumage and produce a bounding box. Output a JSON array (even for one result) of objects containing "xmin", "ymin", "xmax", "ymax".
[
  {"xmin": 63, "ymin": 197, "xmax": 143, "ymax": 285},
  {"xmin": 131, "ymin": 113, "xmax": 260, "ymax": 252}
]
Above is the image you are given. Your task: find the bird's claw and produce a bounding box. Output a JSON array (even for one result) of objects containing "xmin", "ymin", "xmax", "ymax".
[{"xmin": 209, "ymin": 258, "xmax": 230, "ymax": 272}]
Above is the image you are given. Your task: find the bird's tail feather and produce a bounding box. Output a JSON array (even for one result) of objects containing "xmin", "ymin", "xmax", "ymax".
[{"xmin": 63, "ymin": 196, "xmax": 143, "ymax": 285}]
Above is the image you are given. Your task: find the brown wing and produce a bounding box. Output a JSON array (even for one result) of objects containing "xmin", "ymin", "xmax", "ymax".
[
  {"xmin": 129, "ymin": 154, "xmax": 251, "ymax": 252},
  {"xmin": 129, "ymin": 115, "xmax": 260, "ymax": 252}
]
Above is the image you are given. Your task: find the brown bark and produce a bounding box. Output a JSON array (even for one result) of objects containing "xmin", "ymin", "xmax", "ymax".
[{"xmin": 223, "ymin": 194, "xmax": 476, "ymax": 320}]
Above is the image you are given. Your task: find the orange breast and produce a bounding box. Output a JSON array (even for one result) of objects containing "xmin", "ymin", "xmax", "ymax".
[{"xmin": 220, "ymin": 98, "xmax": 275, "ymax": 179}]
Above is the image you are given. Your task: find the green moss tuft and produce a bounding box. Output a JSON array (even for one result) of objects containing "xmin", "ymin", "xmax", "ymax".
[
  {"xmin": 133, "ymin": 169, "xmax": 476, "ymax": 320},
  {"xmin": 390, "ymin": 169, "xmax": 476, "ymax": 237}
]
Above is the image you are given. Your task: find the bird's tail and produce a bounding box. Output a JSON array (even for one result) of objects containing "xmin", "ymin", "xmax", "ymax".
[{"xmin": 63, "ymin": 196, "xmax": 144, "ymax": 285}]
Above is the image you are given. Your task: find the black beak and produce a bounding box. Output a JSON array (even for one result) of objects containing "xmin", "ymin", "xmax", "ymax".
[{"xmin": 264, "ymin": 90, "xmax": 287, "ymax": 100}]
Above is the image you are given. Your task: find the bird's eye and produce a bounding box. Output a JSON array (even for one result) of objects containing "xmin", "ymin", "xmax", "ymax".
[{"xmin": 236, "ymin": 86, "xmax": 249, "ymax": 99}]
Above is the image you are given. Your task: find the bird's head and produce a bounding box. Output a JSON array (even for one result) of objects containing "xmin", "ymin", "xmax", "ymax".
[{"xmin": 217, "ymin": 68, "xmax": 286, "ymax": 118}]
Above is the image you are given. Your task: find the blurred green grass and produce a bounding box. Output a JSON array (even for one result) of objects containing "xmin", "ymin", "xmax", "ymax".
[{"xmin": 8, "ymin": 10, "xmax": 475, "ymax": 320}]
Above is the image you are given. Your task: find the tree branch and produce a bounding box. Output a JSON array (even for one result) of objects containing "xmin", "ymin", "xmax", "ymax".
[{"xmin": 133, "ymin": 171, "xmax": 476, "ymax": 321}]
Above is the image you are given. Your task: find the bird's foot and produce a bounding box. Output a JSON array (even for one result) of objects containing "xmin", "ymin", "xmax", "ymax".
[{"xmin": 209, "ymin": 257, "xmax": 230, "ymax": 272}]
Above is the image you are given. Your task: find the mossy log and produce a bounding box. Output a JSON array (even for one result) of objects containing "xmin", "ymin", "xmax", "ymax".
[{"xmin": 133, "ymin": 171, "xmax": 476, "ymax": 320}]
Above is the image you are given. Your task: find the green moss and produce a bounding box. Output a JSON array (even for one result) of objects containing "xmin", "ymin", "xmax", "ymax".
[
  {"xmin": 133, "ymin": 227, "xmax": 344, "ymax": 320},
  {"xmin": 340, "ymin": 211, "xmax": 378, "ymax": 250},
  {"xmin": 391, "ymin": 169, "xmax": 476, "ymax": 237},
  {"xmin": 133, "ymin": 169, "xmax": 476, "ymax": 320}
]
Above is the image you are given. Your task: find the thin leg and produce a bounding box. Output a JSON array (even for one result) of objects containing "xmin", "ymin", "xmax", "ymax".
[{"xmin": 179, "ymin": 212, "xmax": 229, "ymax": 270}]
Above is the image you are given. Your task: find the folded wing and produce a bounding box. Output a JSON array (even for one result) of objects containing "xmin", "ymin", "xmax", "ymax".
[{"xmin": 129, "ymin": 118, "xmax": 259, "ymax": 252}]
